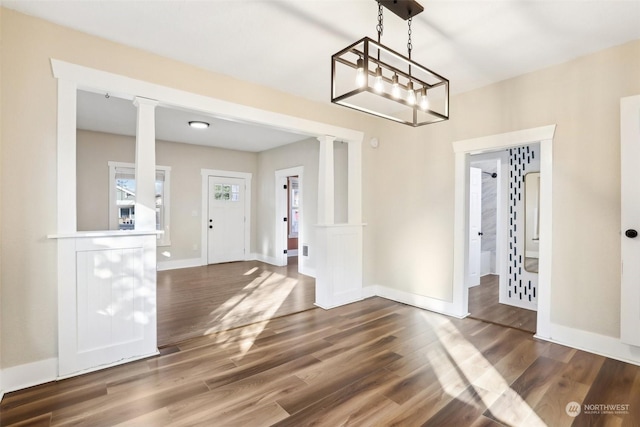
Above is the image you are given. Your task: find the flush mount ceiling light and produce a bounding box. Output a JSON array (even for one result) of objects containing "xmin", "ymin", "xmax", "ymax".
[
  {"xmin": 331, "ymin": 0, "xmax": 449, "ymax": 127},
  {"xmin": 188, "ymin": 121, "xmax": 210, "ymax": 129}
]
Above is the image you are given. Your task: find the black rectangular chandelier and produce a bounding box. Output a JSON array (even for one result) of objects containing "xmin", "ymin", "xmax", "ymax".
[{"xmin": 331, "ymin": 0, "xmax": 449, "ymax": 127}]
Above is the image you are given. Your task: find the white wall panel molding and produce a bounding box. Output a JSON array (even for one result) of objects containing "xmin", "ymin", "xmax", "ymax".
[
  {"xmin": 315, "ymin": 224, "xmax": 364, "ymax": 309},
  {"xmin": 55, "ymin": 234, "xmax": 158, "ymax": 377}
]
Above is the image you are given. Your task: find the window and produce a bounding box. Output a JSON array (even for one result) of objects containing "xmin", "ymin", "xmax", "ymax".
[
  {"xmin": 108, "ymin": 161, "xmax": 171, "ymax": 246},
  {"xmin": 213, "ymin": 183, "xmax": 240, "ymax": 201}
]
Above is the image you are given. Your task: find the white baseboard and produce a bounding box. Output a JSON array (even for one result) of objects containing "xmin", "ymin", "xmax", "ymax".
[
  {"xmin": 0, "ymin": 368, "xmax": 4, "ymax": 402},
  {"xmin": 315, "ymin": 287, "xmax": 367, "ymax": 310},
  {"xmin": 535, "ymin": 323, "xmax": 640, "ymax": 367},
  {"xmin": 373, "ymin": 285, "xmax": 467, "ymax": 319},
  {"xmin": 370, "ymin": 286, "xmax": 640, "ymax": 366},
  {"xmin": 361, "ymin": 285, "xmax": 376, "ymax": 299},
  {"xmin": 253, "ymin": 253, "xmax": 282, "ymax": 266},
  {"xmin": 299, "ymin": 265, "xmax": 316, "ymax": 278},
  {"xmin": 287, "ymin": 249, "xmax": 298, "ymax": 256},
  {"xmin": 157, "ymin": 257, "xmax": 202, "ymax": 271},
  {"xmin": 3, "ymin": 357, "xmax": 58, "ymax": 394}
]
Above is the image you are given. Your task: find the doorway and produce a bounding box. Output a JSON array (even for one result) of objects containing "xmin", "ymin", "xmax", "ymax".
[
  {"xmin": 207, "ymin": 175, "xmax": 247, "ymax": 264},
  {"xmin": 275, "ymin": 166, "xmax": 304, "ymax": 271},
  {"xmin": 467, "ymin": 147, "xmax": 539, "ymax": 333},
  {"xmin": 201, "ymin": 169, "xmax": 252, "ymax": 266},
  {"xmin": 451, "ymin": 125, "xmax": 555, "ymax": 338},
  {"xmin": 286, "ymin": 176, "xmax": 300, "ymax": 265}
]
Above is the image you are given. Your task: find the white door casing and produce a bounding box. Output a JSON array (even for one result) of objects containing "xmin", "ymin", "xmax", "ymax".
[
  {"xmin": 621, "ymin": 94, "xmax": 640, "ymax": 347},
  {"xmin": 452, "ymin": 125, "xmax": 555, "ymax": 335},
  {"xmin": 468, "ymin": 167, "xmax": 482, "ymax": 287},
  {"xmin": 207, "ymin": 176, "xmax": 247, "ymax": 264},
  {"xmin": 275, "ymin": 166, "xmax": 304, "ymax": 269}
]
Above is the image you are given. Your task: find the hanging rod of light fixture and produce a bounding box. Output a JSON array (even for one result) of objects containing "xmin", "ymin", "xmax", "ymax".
[{"xmin": 331, "ymin": 0, "xmax": 449, "ymax": 127}]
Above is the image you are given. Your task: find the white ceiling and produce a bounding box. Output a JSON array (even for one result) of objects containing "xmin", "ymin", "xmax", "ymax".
[
  {"xmin": 77, "ymin": 90, "xmax": 311, "ymax": 151},
  {"xmin": 5, "ymin": 0, "xmax": 640, "ymax": 148}
]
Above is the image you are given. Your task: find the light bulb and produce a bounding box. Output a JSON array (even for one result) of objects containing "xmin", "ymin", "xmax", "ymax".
[
  {"xmin": 374, "ymin": 67, "xmax": 384, "ymax": 93},
  {"xmin": 420, "ymin": 87, "xmax": 429, "ymax": 110},
  {"xmin": 391, "ymin": 74, "xmax": 400, "ymax": 99},
  {"xmin": 355, "ymin": 58, "xmax": 366, "ymax": 88},
  {"xmin": 407, "ymin": 81, "xmax": 416, "ymax": 105}
]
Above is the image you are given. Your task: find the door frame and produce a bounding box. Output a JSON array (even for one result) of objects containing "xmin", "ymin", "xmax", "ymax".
[
  {"xmin": 620, "ymin": 94, "xmax": 640, "ymax": 346},
  {"xmin": 275, "ymin": 166, "xmax": 304, "ymax": 269},
  {"xmin": 452, "ymin": 125, "xmax": 555, "ymax": 337},
  {"xmin": 467, "ymin": 166, "xmax": 482, "ymax": 288},
  {"xmin": 200, "ymin": 169, "xmax": 252, "ymax": 265}
]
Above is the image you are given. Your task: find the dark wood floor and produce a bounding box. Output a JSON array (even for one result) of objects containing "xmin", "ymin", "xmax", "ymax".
[
  {"xmin": 3, "ymin": 296, "xmax": 640, "ymax": 426},
  {"xmin": 469, "ymin": 274, "xmax": 537, "ymax": 333},
  {"xmin": 157, "ymin": 258, "xmax": 315, "ymax": 346}
]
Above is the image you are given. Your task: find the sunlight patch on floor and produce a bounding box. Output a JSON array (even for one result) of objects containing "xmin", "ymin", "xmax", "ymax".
[
  {"xmin": 243, "ymin": 266, "xmax": 259, "ymax": 276},
  {"xmin": 204, "ymin": 270, "xmax": 299, "ymax": 357},
  {"xmin": 423, "ymin": 313, "xmax": 547, "ymax": 426}
]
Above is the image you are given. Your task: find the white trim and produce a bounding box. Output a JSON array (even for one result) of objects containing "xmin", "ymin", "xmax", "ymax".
[
  {"xmin": 253, "ymin": 253, "xmax": 282, "ymax": 267},
  {"xmin": 288, "ymin": 250, "xmax": 299, "ymax": 257},
  {"xmin": 48, "ymin": 230, "xmax": 161, "ymax": 239},
  {"xmin": 452, "ymin": 125, "xmax": 557, "ymax": 154},
  {"xmin": 374, "ymin": 286, "xmax": 468, "ymax": 319},
  {"xmin": 200, "ymin": 169, "xmax": 252, "ymax": 265},
  {"xmin": 0, "ymin": 368, "xmax": 4, "ymax": 402},
  {"xmin": 2, "ymin": 358, "xmax": 58, "ymax": 394},
  {"xmin": 157, "ymin": 257, "xmax": 202, "ymax": 271},
  {"xmin": 300, "ymin": 266, "xmax": 317, "ymax": 279},
  {"xmin": 535, "ymin": 324, "xmax": 640, "ymax": 367},
  {"xmin": 56, "ymin": 78, "xmax": 77, "ymax": 233},
  {"xmin": 314, "ymin": 290, "xmax": 365, "ymax": 310},
  {"xmin": 452, "ymin": 125, "xmax": 556, "ymax": 330},
  {"xmin": 51, "ymin": 59, "xmax": 364, "ymax": 144},
  {"xmin": 56, "ymin": 351, "xmax": 159, "ymax": 381},
  {"xmin": 275, "ymin": 166, "xmax": 304, "ymax": 270}
]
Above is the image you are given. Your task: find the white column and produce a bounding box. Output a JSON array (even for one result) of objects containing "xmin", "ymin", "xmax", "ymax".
[
  {"xmin": 347, "ymin": 139, "xmax": 362, "ymax": 224},
  {"xmin": 133, "ymin": 97, "xmax": 159, "ymax": 231},
  {"xmin": 317, "ymin": 135, "xmax": 336, "ymax": 225},
  {"xmin": 57, "ymin": 79, "xmax": 77, "ymax": 233}
]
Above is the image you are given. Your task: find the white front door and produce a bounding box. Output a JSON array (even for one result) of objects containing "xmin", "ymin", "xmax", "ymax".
[
  {"xmin": 621, "ymin": 94, "xmax": 640, "ymax": 346},
  {"xmin": 207, "ymin": 176, "xmax": 246, "ymax": 264},
  {"xmin": 468, "ymin": 167, "xmax": 482, "ymax": 287}
]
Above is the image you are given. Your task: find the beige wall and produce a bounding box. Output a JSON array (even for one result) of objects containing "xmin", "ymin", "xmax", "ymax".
[
  {"xmin": 256, "ymin": 138, "xmax": 319, "ymax": 267},
  {"xmin": 2, "ymin": 5, "xmax": 640, "ymax": 372},
  {"xmin": 77, "ymin": 131, "xmax": 135, "ymax": 231},
  {"xmin": 370, "ymin": 39, "xmax": 640, "ymax": 337},
  {"xmin": 77, "ymin": 130, "xmax": 259, "ymax": 262}
]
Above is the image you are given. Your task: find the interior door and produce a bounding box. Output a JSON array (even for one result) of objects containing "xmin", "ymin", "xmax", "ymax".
[
  {"xmin": 621, "ymin": 94, "xmax": 640, "ymax": 346},
  {"xmin": 207, "ymin": 176, "xmax": 246, "ymax": 264},
  {"xmin": 468, "ymin": 167, "xmax": 482, "ymax": 287}
]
